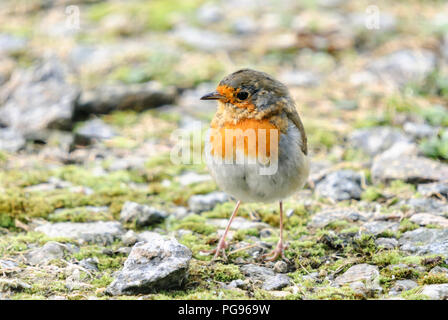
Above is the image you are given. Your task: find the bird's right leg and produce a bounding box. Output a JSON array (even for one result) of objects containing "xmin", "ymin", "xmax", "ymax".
[{"xmin": 201, "ymin": 201, "xmax": 241, "ymax": 260}]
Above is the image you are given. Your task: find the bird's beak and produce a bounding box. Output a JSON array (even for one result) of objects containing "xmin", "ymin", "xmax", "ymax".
[{"xmin": 200, "ymin": 91, "xmax": 224, "ymax": 100}]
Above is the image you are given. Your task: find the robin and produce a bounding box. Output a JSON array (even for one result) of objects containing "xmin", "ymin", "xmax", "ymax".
[{"xmin": 200, "ymin": 69, "xmax": 310, "ymax": 261}]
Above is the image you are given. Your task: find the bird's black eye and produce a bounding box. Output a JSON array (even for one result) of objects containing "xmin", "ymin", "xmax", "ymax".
[{"xmin": 236, "ymin": 91, "xmax": 249, "ymax": 100}]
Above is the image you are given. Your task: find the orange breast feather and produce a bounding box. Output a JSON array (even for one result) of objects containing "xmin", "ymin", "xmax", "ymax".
[{"xmin": 210, "ymin": 119, "xmax": 280, "ymax": 162}]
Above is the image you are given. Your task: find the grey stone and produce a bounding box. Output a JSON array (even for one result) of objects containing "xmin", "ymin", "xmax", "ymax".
[
  {"xmin": 177, "ymin": 172, "xmax": 211, "ymax": 186},
  {"xmin": 401, "ymin": 198, "xmax": 448, "ymax": 214},
  {"xmin": 74, "ymin": 119, "xmax": 116, "ymax": 145},
  {"xmin": 403, "ymin": 122, "xmax": 438, "ymax": 140},
  {"xmin": 106, "ymin": 236, "xmax": 192, "ymax": 295},
  {"xmin": 279, "ymin": 70, "xmax": 320, "ymax": 88},
  {"xmin": 375, "ymin": 237, "xmax": 398, "ymax": 249},
  {"xmin": 410, "ymin": 213, "xmax": 448, "ymax": 228},
  {"xmin": 429, "ymin": 266, "xmax": 448, "ymax": 276},
  {"xmin": 0, "ymin": 260, "xmax": 18, "ymax": 270},
  {"xmin": 273, "ymin": 261, "xmax": 288, "ymax": 273},
  {"xmin": 372, "ymin": 156, "xmax": 448, "ymax": 184},
  {"xmin": 310, "ymin": 209, "xmax": 371, "ymax": 228},
  {"xmin": 362, "ymin": 221, "xmax": 399, "ymax": 236},
  {"xmin": 421, "ymin": 284, "xmax": 448, "ymax": 300},
  {"xmin": 335, "ymin": 264, "xmax": 380, "ymax": 290},
  {"xmin": 208, "ymin": 217, "xmax": 270, "ymax": 231},
  {"xmin": 315, "ymin": 170, "xmax": 363, "ymax": 201},
  {"xmin": 121, "ymin": 230, "xmax": 139, "ymax": 246},
  {"xmin": 120, "ymin": 202, "xmax": 168, "ymax": 228},
  {"xmin": 0, "ymin": 128, "xmax": 25, "ymax": 152},
  {"xmin": 0, "ymin": 58, "xmax": 79, "ymax": 134},
  {"xmin": 188, "ymin": 192, "xmax": 229, "ymax": 212},
  {"xmin": 399, "ymin": 228, "xmax": 448, "ymax": 257},
  {"xmin": 349, "ymin": 127, "xmax": 409, "ymax": 156},
  {"xmin": 418, "ymin": 183, "xmax": 448, "ymax": 200},
  {"xmin": 366, "ymin": 49, "xmax": 437, "ymax": 87},
  {"xmin": 78, "ymin": 258, "xmax": 99, "ymax": 272},
  {"xmin": 75, "ymin": 81, "xmax": 176, "ymax": 117},
  {"xmin": 389, "ymin": 280, "xmax": 418, "ymax": 296},
  {"xmin": 173, "ymin": 26, "xmax": 242, "ymax": 52},
  {"xmin": 35, "ymin": 221, "xmax": 124, "ymax": 245},
  {"xmin": 0, "ymin": 33, "xmax": 27, "ymax": 55},
  {"xmin": 196, "ymin": 4, "xmax": 223, "ymax": 24},
  {"xmin": 24, "ymin": 241, "xmax": 72, "ymax": 266},
  {"xmin": 240, "ymin": 264, "xmax": 291, "ymax": 291},
  {"xmin": 0, "ymin": 279, "xmax": 31, "ymax": 292}
]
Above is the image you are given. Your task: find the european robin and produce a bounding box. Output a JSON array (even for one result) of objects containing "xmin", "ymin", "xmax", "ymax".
[{"xmin": 200, "ymin": 69, "xmax": 310, "ymax": 261}]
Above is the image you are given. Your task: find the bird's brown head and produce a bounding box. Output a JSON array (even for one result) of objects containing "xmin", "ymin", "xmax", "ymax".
[{"xmin": 200, "ymin": 69, "xmax": 291, "ymax": 112}]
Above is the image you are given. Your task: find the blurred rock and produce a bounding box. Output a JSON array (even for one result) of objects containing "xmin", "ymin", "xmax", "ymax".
[
  {"xmin": 188, "ymin": 191, "xmax": 229, "ymax": 212},
  {"xmin": 74, "ymin": 119, "xmax": 116, "ymax": 145},
  {"xmin": 35, "ymin": 221, "xmax": 124, "ymax": 245},
  {"xmin": 120, "ymin": 202, "xmax": 168, "ymax": 228},
  {"xmin": 418, "ymin": 182, "xmax": 448, "ymax": 200},
  {"xmin": 279, "ymin": 70, "xmax": 319, "ymax": 87},
  {"xmin": 208, "ymin": 217, "xmax": 270, "ymax": 231},
  {"xmin": 310, "ymin": 209, "xmax": 371, "ymax": 228},
  {"xmin": 25, "ymin": 241, "xmax": 74, "ymax": 266},
  {"xmin": 362, "ymin": 221, "xmax": 399, "ymax": 236},
  {"xmin": 173, "ymin": 26, "xmax": 243, "ymax": 52},
  {"xmin": 106, "ymin": 235, "xmax": 192, "ymax": 295},
  {"xmin": 400, "ymin": 198, "xmax": 448, "ymax": 214},
  {"xmin": 0, "ymin": 128, "xmax": 25, "ymax": 152},
  {"xmin": 366, "ymin": 49, "xmax": 437, "ymax": 87},
  {"xmin": 399, "ymin": 228, "xmax": 448, "ymax": 256},
  {"xmin": 315, "ymin": 170, "xmax": 362, "ymax": 201},
  {"xmin": 349, "ymin": 126, "xmax": 409, "ymax": 156},
  {"xmin": 375, "ymin": 238, "xmax": 398, "ymax": 249},
  {"xmin": 240, "ymin": 264, "xmax": 291, "ymax": 291},
  {"xmin": 177, "ymin": 172, "xmax": 212, "ymax": 186},
  {"xmin": 403, "ymin": 122, "xmax": 439, "ymax": 140},
  {"xmin": 197, "ymin": 4, "xmax": 223, "ymax": 24},
  {"xmin": 0, "ymin": 58, "xmax": 80, "ymax": 133},
  {"xmin": 372, "ymin": 156, "xmax": 448, "ymax": 184},
  {"xmin": 409, "ymin": 213, "xmax": 448, "ymax": 228},
  {"xmin": 75, "ymin": 81, "xmax": 176, "ymax": 118},
  {"xmin": 389, "ymin": 280, "xmax": 418, "ymax": 296},
  {"xmin": 335, "ymin": 264, "xmax": 381, "ymax": 294},
  {"xmin": 0, "ymin": 33, "xmax": 27, "ymax": 55},
  {"xmin": 421, "ymin": 284, "xmax": 448, "ymax": 300}
]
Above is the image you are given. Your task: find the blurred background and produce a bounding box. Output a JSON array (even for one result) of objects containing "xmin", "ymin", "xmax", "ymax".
[{"xmin": 1, "ymin": 0, "xmax": 448, "ymax": 300}]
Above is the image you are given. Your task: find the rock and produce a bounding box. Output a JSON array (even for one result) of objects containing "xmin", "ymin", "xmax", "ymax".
[
  {"xmin": 418, "ymin": 183, "xmax": 448, "ymax": 200},
  {"xmin": 0, "ymin": 58, "xmax": 80, "ymax": 133},
  {"xmin": 120, "ymin": 202, "xmax": 168, "ymax": 228},
  {"xmin": 0, "ymin": 33, "xmax": 27, "ymax": 55},
  {"xmin": 0, "ymin": 128, "xmax": 25, "ymax": 152},
  {"xmin": 232, "ymin": 17, "xmax": 257, "ymax": 35},
  {"xmin": 75, "ymin": 81, "xmax": 176, "ymax": 118},
  {"xmin": 372, "ymin": 156, "xmax": 448, "ymax": 184},
  {"xmin": 362, "ymin": 221, "xmax": 399, "ymax": 236},
  {"xmin": 315, "ymin": 170, "xmax": 363, "ymax": 201},
  {"xmin": 177, "ymin": 172, "xmax": 212, "ymax": 186},
  {"xmin": 410, "ymin": 213, "xmax": 448, "ymax": 228},
  {"xmin": 173, "ymin": 26, "xmax": 242, "ymax": 52},
  {"xmin": 35, "ymin": 221, "xmax": 124, "ymax": 245},
  {"xmin": 121, "ymin": 230, "xmax": 139, "ymax": 246},
  {"xmin": 188, "ymin": 192, "xmax": 229, "ymax": 212},
  {"xmin": 403, "ymin": 122, "xmax": 438, "ymax": 140},
  {"xmin": 0, "ymin": 260, "xmax": 18, "ymax": 270},
  {"xmin": 429, "ymin": 266, "xmax": 448, "ymax": 276},
  {"xmin": 278, "ymin": 70, "xmax": 320, "ymax": 88},
  {"xmin": 399, "ymin": 228, "xmax": 448, "ymax": 257},
  {"xmin": 240, "ymin": 264, "xmax": 291, "ymax": 291},
  {"xmin": 375, "ymin": 238, "xmax": 398, "ymax": 250},
  {"xmin": 78, "ymin": 258, "xmax": 99, "ymax": 272},
  {"xmin": 136, "ymin": 231, "xmax": 167, "ymax": 243},
  {"xmin": 421, "ymin": 284, "xmax": 448, "ymax": 300},
  {"xmin": 74, "ymin": 119, "xmax": 116, "ymax": 145},
  {"xmin": 25, "ymin": 241, "xmax": 73, "ymax": 266},
  {"xmin": 106, "ymin": 236, "xmax": 192, "ymax": 295},
  {"xmin": 348, "ymin": 11, "xmax": 396, "ymax": 32},
  {"xmin": 335, "ymin": 264, "xmax": 381, "ymax": 293},
  {"xmin": 401, "ymin": 198, "xmax": 448, "ymax": 214},
  {"xmin": 0, "ymin": 279, "xmax": 31, "ymax": 292},
  {"xmin": 196, "ymin": 4, "xmax": 223, "ymax": 24},
  {"xmin": 273, "ymin": 261, "xmax": 288, "ymax": 273},
  {"xmin": 309, "ymin": 209, "xmax": 371, "ymax": 228},
  {"xmin": 389, "ymin": 280, "xmax": 418, "ymax": 296},
  {"xmin": 349, "ymin": 127, "xmax": 409, "ymax": 156},
  {"xmin": 366, "ymin": 49, "xmax": 437, "ymax": 87},
  {"xmin": 208, "ymin": 217, "xmax": 270, "ymax": 231}
]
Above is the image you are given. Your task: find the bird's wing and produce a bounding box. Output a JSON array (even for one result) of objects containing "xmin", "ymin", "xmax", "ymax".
[{"xmin": 285, "ymin": 103, "xmax": 308, "ymax": 156}]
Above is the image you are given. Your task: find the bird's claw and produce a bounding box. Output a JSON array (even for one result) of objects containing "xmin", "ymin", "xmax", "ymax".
[
  {"xmin": 261, "ymin": 241, "xmax": 288, "ymax": 262},
  {"xmin": 201, "ymin": 240, "xmax": 228, "ymax": 261}
]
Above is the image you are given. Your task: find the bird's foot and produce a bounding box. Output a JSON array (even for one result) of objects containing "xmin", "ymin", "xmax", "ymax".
[
  {"xmin": 201, "ymin": 239, "xmax": 229, "ymax": 261},
  {"xmin": 261, "ymin": 240, "xmax": 288, "ymax": 262}
]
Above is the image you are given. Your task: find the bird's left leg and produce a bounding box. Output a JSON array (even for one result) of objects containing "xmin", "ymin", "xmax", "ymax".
[{"xmin": 262, "ymin": 201, "xmax": 287, "ymax": 261}]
